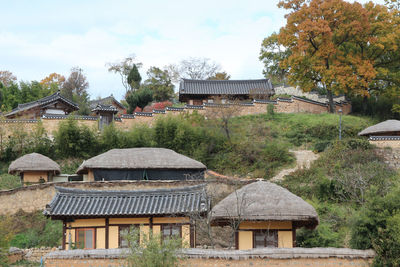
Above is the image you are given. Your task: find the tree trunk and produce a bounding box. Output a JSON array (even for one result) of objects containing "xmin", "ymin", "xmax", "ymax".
[
  {"xmin": 362, "ymin": 95, "xmax": 368, "ymax": 114},
  {"xmin": 327, "ymin": 89, "xmax": 335, "ymax": 113}
]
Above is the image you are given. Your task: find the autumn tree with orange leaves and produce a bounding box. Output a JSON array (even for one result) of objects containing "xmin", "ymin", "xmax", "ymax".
[
  {"xmin": 40, "ymin": 73, "xmax": 66, "ymax": 91},
  {"xmin": 263, "ymin": 0, "xmax": 400, "ymax": 112}
]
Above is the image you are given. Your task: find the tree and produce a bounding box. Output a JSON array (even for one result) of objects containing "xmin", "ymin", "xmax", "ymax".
[
  {"xmin": 144, "ymin": 67, "xmax": 175, "ymax": 102},
  {"xmin": 207, "ymin": 72, "xmax": 231, "ymax": 80},
  {"xmin": 259, "ymin": 33, "xmax": 290, "ymax": 86},
  {"xmin": 107, "ymin": 55, "xmax": 142, "ymax": 93},
  {"xmin": 40, "ymin": 73, "xmax": 65, "ymax": 91},
  {"xmin": 169, "ymin": 57, "xmax": 222, "ymax": 80},
  {"xmin": 126, "ymin": 87, "xmax": 153, "ymax": 113},
  {"xmin": 0, "ymin": 71, "xmax": 17, "ymax": 87},
  {"xmin": 276, "ymin": 0, "xmax": 400, "ymax": 112},
  {"xmin": 127, "ymin": 64, "xmax": 142, "ymax": 91},
  {"xmin": 62, "ymin": 67, "xmax": 90, "ymax": 115}
]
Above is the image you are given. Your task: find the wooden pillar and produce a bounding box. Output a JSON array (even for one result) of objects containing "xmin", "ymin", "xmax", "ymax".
[
  {"xmin": 149, "ymin": 217, "xmax": 153, "ymax": 230},
  {"xmin": 62, "ymin": 220, "xmax": 66, "ymax": 250},
  {"xmin": 292, "ymin": 228, "xmax": 296, "ymax": 247},
  {"xmin": 105, "ymin": 218, "xmax": 109, "ymax": 249},
  {"xmin": 190, "ymin": 223, "xmax": 195, "ymax": 248}
]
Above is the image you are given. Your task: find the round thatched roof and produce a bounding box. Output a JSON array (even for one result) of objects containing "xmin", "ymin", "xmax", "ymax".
[
  {"xmin": 8, "ymin": 153, "xmax": 61, "ymax": 175},
  {"xmin": 77, "ymin": 148, "xmax": 207, "ymax": 174},
  {"xmin": 210, "ymin": 181, "xmax": 319, "ymax": 228},
  {"xmin": 358, "ymin": 120, "xmax": 400, "ymax": 136}
]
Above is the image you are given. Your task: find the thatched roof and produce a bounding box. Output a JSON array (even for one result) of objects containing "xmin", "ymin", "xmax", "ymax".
[
  {"xmin": 358, "ymin": 120, "xmax": 400, "ymax": 136},
  {"xmin": 8, "ymin": 153, "xmax": 61, "ymax": 175},
  {"xmin": 77, "ymin": 148, "xmax": 206, "ymax": 174},
  {"xmin": 210, "ymin": 181, "xmax": 319, "ymax": 228}
]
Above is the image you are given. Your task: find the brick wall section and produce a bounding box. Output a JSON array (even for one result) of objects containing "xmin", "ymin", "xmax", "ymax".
[
  {"xmin": 44, "ymin": 248, "xmax": 374, "ymax": 267},
  {"xmin": 375, "ymin": 148, "xmax": 400, "ymax": 169},
  {"xmin": 0, "ymin": 179, "xmax": 248, "ymax": 215}
]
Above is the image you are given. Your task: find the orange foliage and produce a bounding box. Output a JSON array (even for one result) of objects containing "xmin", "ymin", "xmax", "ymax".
[{"xmin": 277, "ymin": 0, "xmax": 400, "ymax": 110}]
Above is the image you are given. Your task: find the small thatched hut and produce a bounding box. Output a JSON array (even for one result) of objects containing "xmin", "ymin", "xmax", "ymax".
[
  {"xmin": 77, "ymin": 148, "xmax": 206, "ymax": 181},
  {"xmin": 8, "ymin": 153, "xmax": 61, "ymax": 184},
  {"xmin": 358, "ymin": 120, "xmax": 400, "ymax": 137},
  {"xmin": 210, "ymin": 181, "xmax": 318, "ymax": 250}
]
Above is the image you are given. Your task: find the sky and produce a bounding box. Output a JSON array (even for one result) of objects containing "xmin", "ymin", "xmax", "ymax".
[{"xmin": 0, "ymin": 0, "xmax": 383, "ymax": 100}]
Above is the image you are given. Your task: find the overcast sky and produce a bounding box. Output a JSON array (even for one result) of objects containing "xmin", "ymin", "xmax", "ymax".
[{"xmin": 0, "ymin": 0, "xmax": 383, "ymax": 100}]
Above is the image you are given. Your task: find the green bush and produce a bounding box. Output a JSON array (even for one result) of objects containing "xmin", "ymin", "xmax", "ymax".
[
  {"xmin": 313, "ymin": 141, "xmax": 331, "ymax": 152},
  {"xmin": 125, "ymin": 228, "xmax": 183, "ymax": 267},
  {"xmin": 54, "ymin": 117, "xmax": 98, "ymax": 158}
]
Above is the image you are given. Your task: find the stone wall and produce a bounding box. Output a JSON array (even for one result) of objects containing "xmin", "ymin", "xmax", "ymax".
[
  {"xmin": 8, "ymin": 247, "xmax": 58, "ymax": 263},
  {"xmin": 375, "ymin": 147, "xmax": 400, "ymax": 169},
  {"xmin": 0, "ymin": 98, "xmax": 352, "ymax": 136},
  {"xmin": 0, "ymin": 178, "xmax": 249, "ymax": 216},
  {"xmin": 275, "ymin": 86, "xmax": 346, "ymax": 103},
  {"xmin": 44, "ymin": 248, "xmax": 375, "ymax": 267}
]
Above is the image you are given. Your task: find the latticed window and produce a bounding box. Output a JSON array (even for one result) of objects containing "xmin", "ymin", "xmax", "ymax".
[
  {"xmin": 162, "ymin": 225, "xmax": 181, "ymax": 241},
  {"xmin": 119, "ymin": 225, "xmax": 138, "ymax": 248},
  {"xmin": 76, "ymin": 228, "xmax": 95, "ymax": 249},
  {"xmin": 253, "ymin": 230, "xmax": 278, "ymax": 248}
]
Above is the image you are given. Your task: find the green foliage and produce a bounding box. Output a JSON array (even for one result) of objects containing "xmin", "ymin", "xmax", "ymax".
[
  {"xmin": 6, "ymin": 211, "xmax": 62, "ymax": 249},
  {"xmin": 0, "ymin": 174, "xmax": 21, "ymax": 190},
  {"xmin": 350, "ymin": 185, "xmax": 400, "ymax": 266},
  {"xmin": 54, "ymin": 117, "xmax": 98, "ymax": 158},
  {"xmin": 126, "ymin": 87, "xmax": 153, "ymax": 113},
  {"xmin": 267, "ymin": 104, "xmax": 275, "ymax": 117},
  {"xmin": 127, "ymin": 64, "xmax": 142, "ymax": 90},
  {"xmin": 144, "ymin": 67, "xmax": 175, "ymax": 102},
  {"xmin": 125, "ymin": 228, "xmax": 182, "ymax": 267},
  {"xmin": 351, "ymin": 95, "xmax": 400, "ymax": 120}
]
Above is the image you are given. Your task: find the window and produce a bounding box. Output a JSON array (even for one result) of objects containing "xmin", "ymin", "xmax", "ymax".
[
  {"xmin": 253, "ymin": 230, "xmax": 278, "ymax": 248},
  {"xmin": 162, "ymin": 225, "xmax": 181, "ymax": 240},
  {"xmin": 76, "ymin": 228, "xmax": 95, "ymax": 249},
  {"xmin": 119, "ymin": 225, "xmax": 138, "ymax": 248}
]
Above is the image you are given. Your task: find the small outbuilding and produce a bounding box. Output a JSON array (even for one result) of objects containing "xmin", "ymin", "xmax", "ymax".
[
  {"xmin": 44, "ymin": 185, "xmax": 208, "ymax": 250},
  {"xmin": 77, "ymin": 148, "xmax": 206, "ymax": 181},
  {"xmin": 8, "ymin": 153, "xmax": 61, "ymax": 184},
  {"xmin": 358, "ymin": 120, "xmax": 400, "ymax": 148},
  {"xmin": 210, "ymin": 181, "xmax": 318, "ymax": 250},
  {"xmin": 358, "ymin": 120, "xmax": 400, "ymax": 137}
]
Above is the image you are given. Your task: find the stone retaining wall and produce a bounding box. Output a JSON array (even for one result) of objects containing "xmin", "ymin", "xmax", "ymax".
[
  {"xmin": 0, "ymin": 178, "xmax": 249, "ymax": 215},
  {"xmin": 44, "ymin": 248, "xmax": 375, "ymax": 267},
  {"xmin": 8, "ymin": 247, "xmax": 58, "ymax": 263}
]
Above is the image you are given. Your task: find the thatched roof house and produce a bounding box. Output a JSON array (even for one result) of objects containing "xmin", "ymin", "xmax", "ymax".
[
  {"xmin": 8, "ymin": 153, "xmax": 61, "ymax": 184},
  {"xmin": 358, "ymin": 120, "xmax": 400, "ymax": 137},
  {"xmin": 77, "ymin": 148, "xmax": 206, "ymax": 181},
  {"xmin": 211, "ymin": 181, "xmax": 318, "ymax": 250}
]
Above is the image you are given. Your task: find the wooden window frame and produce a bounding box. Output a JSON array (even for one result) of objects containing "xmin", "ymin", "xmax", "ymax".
[
  {"xmin": 252, "ymin": 229, "xmax": 278, "ymax": 248},
  {"xmin": 76, "ymin": 228, "xmax": 96, "ymax": 249},
  {"xmin": 118, "ymin": 224, "xmax": 139, "ymax": 248},
  {"xmin": 161, "ymin": 224, "xmax": 182, "ymax": 242}
]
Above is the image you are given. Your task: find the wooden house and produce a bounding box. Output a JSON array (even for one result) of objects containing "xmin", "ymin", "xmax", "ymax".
[
  {"xmin": 4, "ymin": 91, "xmax": 79, "ymax": 119},
  {"xmin": 178, "ymin": 79, "xmax": 274, "ymax": 105},
  {"xmin": 91, "ymin": 104, "xmax": 118, "ymax": 130},
  {"xmin": 89, "ymin": 95, "xmax": 126, "ymax": 114},
  {"xmin": 76, "ymin": 148, "xmax": 206, "ymax": 181},
  {"xmin": 44, "ymin": 185, "xmax": 208, "ymax": 250},
  {"xmin": 210, "ymin": 181, "xmax": 319, "ymax": 250},
  {"xmin": 8, "ymin": 153, "xmax": 61, "ymax": 184}
]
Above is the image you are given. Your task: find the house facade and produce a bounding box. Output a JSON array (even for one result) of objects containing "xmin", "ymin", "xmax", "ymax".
[
  {"xmin": 44, "ymin": 185, "xmax": 208, "ymax": 250},
  {"xmin": 179, "ymin": 79, "xmax": 274, "ymax": 105},
  {"xmin": 4, "ymin": 91, "xmax": 79, "ymax": 119},
  {"xmin": 77, "ymin": 148, "xmax": 207, "ymax": 181}
]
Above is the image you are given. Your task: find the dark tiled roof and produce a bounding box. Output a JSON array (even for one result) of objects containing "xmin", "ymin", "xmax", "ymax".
[
  {"xmin": 253, "ymin": 99, "xmax": 277, "ymax": 104},
  {"xmin": 44, "ymin": 185, "xmax": 208, "ymax": 218},
  {"xmin": 166, "ymin": 107, "xmax": 184, "ymax": 111},
  {"xmin": 92, "ymin": 104, "xmax": 118, "ymax": 113},
  {"xmin": 5, "ymin": 91, "xmax": 79, "ymax": 117},
  {"xmin": 121, "ymin": 114, "xmax": 135, "ymax": 119},
  {"xmin": 185, "ymin": 105, "xmax": 204, "ymax": 110},
  {"xmin": 369, "ymin": 136, "xmax": 400, "ymax": 141},
  {"xmin": 134, "ymin": 112, "xmax": 153, "ymax": 117},
  {"xmin": 89, "ymin": 95, "xmax": 125, "ymax": 110},
  {"xmin": 179, "ymin": 79, "xmax": 274, "ymax": 96},
  {"xmin": 153, "ymin": 109, "xmax": 166, "ymax": 114},
  {"xmin": 42, "ymin": 114, "xmax": 98, "ymax": 120},
  {"xmin": 292, "ymin": 96, "xmax": 327, "ymax": 107}
]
